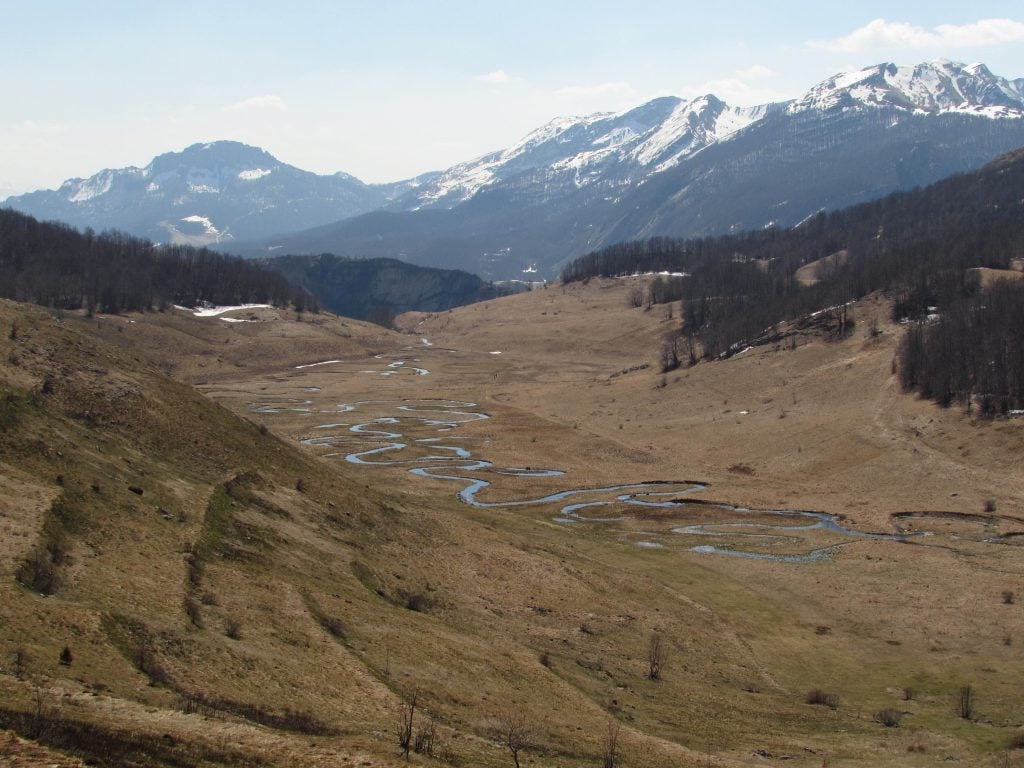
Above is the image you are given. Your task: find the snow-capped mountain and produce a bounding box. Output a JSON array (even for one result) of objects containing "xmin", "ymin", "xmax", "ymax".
[
  {"xmin": 390, "ymin": 60, "xmax": 1021, "ymax": 217},
  {"xmin": 787, "ymin": 60, "xmax": 1024, "ymax": 117},
  {"xmin": 398, "ymin": 96, "xmax": 780, "ymax": 210},
  {"xmin": 252, "ymin": 60, "xmax": 1024, "ymax": 279},
  {"xmin": 3, "ymin": 141, "xmax": 391, "ymax": 245},
  {"xmin": 5, "ymin": 61, "xmax": 1024, "ymax": 279}
]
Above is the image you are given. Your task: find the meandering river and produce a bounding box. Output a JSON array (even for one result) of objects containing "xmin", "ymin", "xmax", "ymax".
[{"xmin": 250, "ymin": 360, "xmax": 922, "ymax": 562}]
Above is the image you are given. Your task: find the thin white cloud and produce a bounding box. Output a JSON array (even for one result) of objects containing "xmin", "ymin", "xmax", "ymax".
[
  {"xmin": 809, "ymin": 17, "xmax": 1024, "ymax": 53},
  {"xmin": 224, "ymin": 94, "xmax": 287, "ymax": 112},
  {"xmin": 735, "ymin": 64, "xmax": 776, "ymax": 80},
  {"xmin": 555, "ymin": 81, "xmax": 633, "ymax": 98},
  {"xmin": 474, "ymin": 69, "xmax": 520, "ymax": 84}
]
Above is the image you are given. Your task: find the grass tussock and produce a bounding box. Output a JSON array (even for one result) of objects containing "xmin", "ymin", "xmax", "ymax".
[{"xmin": 805, "ymin": 689, "xmax": 840, "ymax": 709}]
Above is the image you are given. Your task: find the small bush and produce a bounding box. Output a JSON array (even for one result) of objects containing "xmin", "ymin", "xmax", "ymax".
[
  {"xmin": 805, "ymin": 689, "xmax": 839, "ymax": 708},
  {"xmin": 225, "ymin": 618, "xmax": 242, "ymax": 640},
  {"xmin": 404, "ymin": 591, "xmax": 434, "ymax": 613},
  {"xmin": 876, "ymin": 708, "xmax": 902, "ymax": 727},
  {"xmin": 13, "ymin": 648, "xmax": 29, "ymax": 679},
  {"xmin": 184, "ymin": 596, "xmax": 203, "ymax": 628},
  {"xmin": 186, "ymin": 555, "xmax": 204, "ymax": 589},
  {"xmin": 134, "ymin": 642, "xmax": 169, "ymax": 686},
  {"xmin": 414, "ymin": 717, "xmax": 436, "ymax": 756},
  {"xmin": 318, "ymin": 616, "xmax": 346, "ymax": 640},
  {"xmin": 1007, "ymin": 733, "xmax": 1024, "ymax": 750},
  {"xmin": 16, "ymin": 546, "xmax": 60, "ymax": 595}
]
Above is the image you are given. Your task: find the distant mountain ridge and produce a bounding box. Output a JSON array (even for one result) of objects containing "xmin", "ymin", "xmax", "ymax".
[
  {"xmin": 251, "ymin": 59, "xmax": 1024, "ymax": 279},
  {"xmin": 385, "ymin": 60, "xmax": 1022, "ymax": 213},
  {"xmin": 2, "ymin": 141, "xmax": 399, "ymax": 246},
  {"xmin": 4, "ymin": 60, "xmax": 1024, "ymax": 280}
]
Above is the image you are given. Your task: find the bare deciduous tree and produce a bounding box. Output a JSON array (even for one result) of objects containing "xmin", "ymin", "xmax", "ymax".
[
  {"xmin": 496, "ymin": 709, "xmax": 537, "ymax": 768},
  {"xmin": 396, "ymin": 690, "xmax": 418, "ymax": 760},
  {"xmin": 414, "ymin": 716, "xmax": 436, "ymax": 757},
  {"xmin": 957, "ymin": 685, "xmax": 974, "ymax": 720},
  {"xmin": 659, "ymin": 336, "xmax": 680, "ymax": 373},
  {"xmin": 603, "ymin": 717, "xmax": 622, "ymax": 768},
  {"xmin": 647, "ymin": 633, "xmax": 667, "ymax": 681}
]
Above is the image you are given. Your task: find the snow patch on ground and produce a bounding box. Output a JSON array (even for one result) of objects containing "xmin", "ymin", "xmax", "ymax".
[
  {"xmin": 614, "ymin": 271, "xmax": 689, "ymax": 278},
  {"xmin": 295, "ymin": 359, "xmax": 345, "ymax": 369},
  {"xmin": 177, "ymin": 303, "xmax": 273, "ymax": 317}
]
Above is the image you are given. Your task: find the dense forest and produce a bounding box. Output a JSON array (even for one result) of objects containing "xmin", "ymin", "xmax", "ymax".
[
  {"xmin": 561, "ymin": 147, "xmax": 1024, "ymax": 410},
  {"xmin": 0, "ymin": 208, "xmax": 303, "ymax": 314},
  {"xmin": 898, "ymin": 280, "xmax": 1024, "ymax": 414},
  {"xmin": 263, "ymin": 253, "xmax": 510, "ymax": 325}
]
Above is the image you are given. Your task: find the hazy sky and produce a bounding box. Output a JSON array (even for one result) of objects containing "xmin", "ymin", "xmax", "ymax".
[{"xmin": 2, "ymin": 1, "xmax": 1023, "ymax": 196}]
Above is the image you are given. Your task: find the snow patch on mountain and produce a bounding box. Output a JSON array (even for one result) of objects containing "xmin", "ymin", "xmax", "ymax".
[
  {"xmin": 238, "ymin": 168, "xmax": 273, "ymax": 180},
  {"xmin": 63, "ymin": 169, "xmax": 145, "ymax": 203},
  {"xmin": 404, "ymin": 92, "xmax": 788, "ymax": 207},
  {"xmin": 181, "ymin": 215, "xmax": 220, "ymax": 236},
  {"xmin": 66, "ymin": 171, "xmax": 114, "ymax": 202},
  {"xmin": 414, "ymin": 154, "xmax": 501, "ymax": 207},
  {"xmin": 630, "ymin": 97, "xmax": 770, "ymax": 172}
]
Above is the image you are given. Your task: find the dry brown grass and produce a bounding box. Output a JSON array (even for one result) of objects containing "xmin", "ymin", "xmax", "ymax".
[
  {"xmin": 968, "ymin": 266, "xmax": 1024, "ymax": 288},
  {"xmin": 2, "ymin": 285, "xmax": 1024, "ymax": 767}
]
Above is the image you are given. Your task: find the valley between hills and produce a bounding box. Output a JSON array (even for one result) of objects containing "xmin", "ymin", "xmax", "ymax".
[{"xmin": 3, "ymin": 277, "xmax": 1023, "ymax": 767}]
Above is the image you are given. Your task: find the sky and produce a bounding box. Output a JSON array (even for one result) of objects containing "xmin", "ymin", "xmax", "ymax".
[{"xmin": 1, "ymin": 1, "xmax": 1023, "ymax": 197}]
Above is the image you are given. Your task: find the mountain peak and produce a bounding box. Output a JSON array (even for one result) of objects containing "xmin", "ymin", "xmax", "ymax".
[
  {"xmin": 2, "ymin": 140, "xmax": 386, "ymax": 246},
  {"xmin": 789, "ymin": 60, "xmax": 1024, "ymax": 118},
  {"xmin": 146, "ymin": 140, "xmax": 281, "ymax": 176}
]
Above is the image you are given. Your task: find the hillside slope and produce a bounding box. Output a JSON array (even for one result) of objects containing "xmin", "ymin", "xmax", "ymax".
[{"xmin": 3, "ymin": 280, "xmax": 1024, "ymax": 767}]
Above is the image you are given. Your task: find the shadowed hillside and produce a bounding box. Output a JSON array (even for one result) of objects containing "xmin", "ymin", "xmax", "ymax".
[{"xmin": 263, "ymin": 253, "xmax": 510, "ymax": 324}]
